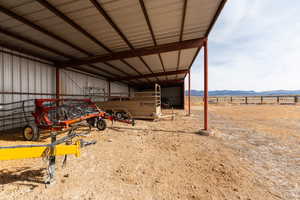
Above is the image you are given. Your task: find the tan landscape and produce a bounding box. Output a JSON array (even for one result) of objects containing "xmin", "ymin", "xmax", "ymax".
[{"xmin": 0, "ymin": 97, "xmax": 299, "ymax": 200}]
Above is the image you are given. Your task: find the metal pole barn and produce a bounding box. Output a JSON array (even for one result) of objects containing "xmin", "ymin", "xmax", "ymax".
[{"xmin": 203, "ymin": 39, "xmax": 209, "ymax": 130}]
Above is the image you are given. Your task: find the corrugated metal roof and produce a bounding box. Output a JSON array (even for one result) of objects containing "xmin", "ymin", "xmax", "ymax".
[{"xmin": 0, "ymin": 0, "xmax": 226, "ymax": 86}]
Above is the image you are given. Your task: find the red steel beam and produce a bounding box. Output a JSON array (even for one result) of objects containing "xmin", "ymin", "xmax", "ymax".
[
  {"xmin": 112, "ymin": 69, "xmax": 188, "ymax": 82},
  {"xmin": 188, "ymin": 70, "xmax": 191, "ymax": 116},
  {"xmin": 56, "ymin": 67, "xmax": 60, "ymax": 99},
  {"xmin": 176, "ymin": 0, "xmax": 188, "ymax": 79},
  {"xmin": 205, "ymin": 0, "xmax": 227, "ymax": 37},
  {"xmin": 36, "ymin": 0, "xmax": 111, "ymax": 53},
  {"xmin": 0, "ymin": 26, "xmax": 70, "ymax": 59},
  {"xmin": 0, "ymin": 4, "xmax": 134, "ymax": 83},
  {"xmin": 139, "ymin": 0, "xmax": 166, "ymax": 78},
  {"xmin": 36, "ymin": 0, "xmax": 139, "ymax": 84},
  {"xmin": 58, "ymin": 38, "xmax": 204, "ymax": 67},
  {"xmin": 89, "ymin": 0, "xmax": 158, "ymax": 82},
  {"xmin": 0, "ymin": 26, "xmax": 117, "ymax": 79},
  {"xmin": 0, "ymin": 5, "xmax": 91, "ymax": 56},
  {"xmin": 0, "ymin": 42, "xmax": 56, "ymax": 64},
  {"xmin": 203, "ymin": 39, "xmax": 208, "ymax": 130}
]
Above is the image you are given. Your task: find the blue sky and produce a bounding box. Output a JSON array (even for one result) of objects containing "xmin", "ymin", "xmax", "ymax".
[{"xmin": 188, "ymin": 0, "xmax": 300, "ymax": 91}]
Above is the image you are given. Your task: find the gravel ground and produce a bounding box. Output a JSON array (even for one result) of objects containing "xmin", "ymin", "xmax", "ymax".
[{"xmin": 0, "ymin": 104, "xmax": 298, "ymax": 199}]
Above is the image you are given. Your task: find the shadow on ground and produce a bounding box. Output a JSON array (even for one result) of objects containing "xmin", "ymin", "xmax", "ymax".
[{"xmin": 0, "ymin": 167, "xmax": 45, "ymax": 188}]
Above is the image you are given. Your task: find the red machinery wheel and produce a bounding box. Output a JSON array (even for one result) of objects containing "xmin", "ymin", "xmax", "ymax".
[{"xmin": 23, "ymin": 124, "xmax": 40, "ymax": 141}]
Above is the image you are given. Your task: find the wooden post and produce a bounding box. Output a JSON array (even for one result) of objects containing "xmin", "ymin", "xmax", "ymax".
[
  {"xmin": 295, "ymin": 96, "xmax": 298, "ymax": 104},
  {"xmin": 203, "ymin": 39, "xmax": 208, "ymax": 130},
  {"xmin": 245, "ymin": 96, "xmax": 248, "ymax": 104},
  {"xmin": 277, "ymin": 96, "xmax": 280, "ymax": 104},
  {"xmin": 261, "ymin": 96, "xmax": 263, "ymax": 104},
  {"xmin": 188, "ymin": 70, "xmax": 191, "ymax": 116}
]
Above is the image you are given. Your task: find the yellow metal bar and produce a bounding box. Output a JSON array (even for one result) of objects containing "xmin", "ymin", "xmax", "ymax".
[{"xmin": 0, "ymin": 141, "xmax": 80, "ymax": 161}]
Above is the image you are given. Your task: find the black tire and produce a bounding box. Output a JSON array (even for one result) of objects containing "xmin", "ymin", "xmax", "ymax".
[
  {"xmin": 116, "ymin": 112, "xmax": 123, "ymax": 120},
  {"xmin": 23, "ymin": 124, "xmax": 40, "ymax": 141},
  {"xmin": 96, "ymin": 118, "xmax": 107, "ymax": 131},
  {"xmin": 87, "ymin": 117, "xmax": 97, "ymax": 127}
]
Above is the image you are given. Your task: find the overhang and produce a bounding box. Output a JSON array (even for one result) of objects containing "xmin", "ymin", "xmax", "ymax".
[{"xmin": 0, "ymin": 0, "xmax": 226, "ymax": 87}]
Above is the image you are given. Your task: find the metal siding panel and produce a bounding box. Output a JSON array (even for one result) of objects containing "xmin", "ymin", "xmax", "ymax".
[
  {"xmin": 161, "ymin": 50, "xmax": 179, "ymax": 71},
  {"xmin": 107, "ymin": 60, "xmax": 138, "ymax": 75},
  {"xmin": 124, "ymin": 57, "xmax": 149, "ymax": 74},
  {"xmin": 93, "ymin": 63, "xmax": 124, "ymax": 76},
  {"xmin": 144, "ymin": 0, "xmax": 183, "ymax": 45},
  {"xmin": 47, "ymin": 0, "xmax": 129, "ymax": 52},
  {"xmin": 111, "ymin": 82, "xmax": 128, "ymax": 95},
  {"xmin": 179, "ymin": 48, "xmax": 198, "ymax": 69},
  {"xmin": 101, "ymin": 0, "xmax": 154, "ymax": 49},
  {"xmin": 183, "ymin": 0, "xmax": 221, "ymax": 40},
  {"xmin": 141, "ymin": 54, "xmax": 163, "ymax": 73}
]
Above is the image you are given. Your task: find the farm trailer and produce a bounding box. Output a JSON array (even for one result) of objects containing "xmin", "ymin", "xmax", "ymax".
[{"xmin": 96, "ymin": 84, "xmax": 161, "ymax": 120}]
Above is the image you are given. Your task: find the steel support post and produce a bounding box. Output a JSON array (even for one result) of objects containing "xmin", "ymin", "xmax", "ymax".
[
  {"xmin": 203, "ymin": 39, "xmax": 208, "ymax": 130},
  {"xmin": 56, "ymin": 67, "xmax": 60, "ymax": 99},
  {"xmin": 108, "ymin": 80, "xmax": 111, "ymax": 100},
  {"xmin": 188, "ymin": 70, "xmax": 191, "ymax": 116}
]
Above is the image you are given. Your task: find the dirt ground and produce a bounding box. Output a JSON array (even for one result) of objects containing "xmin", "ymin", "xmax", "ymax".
[{"xmin": 0, "ymin": 101, "xmax": 299, "ymax": 200}]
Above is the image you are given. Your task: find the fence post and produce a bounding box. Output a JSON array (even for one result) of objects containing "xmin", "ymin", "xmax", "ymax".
[
  {"xmin": 230, "ymin": 97, "xmax": 233, "ymax": 103},
  {"xmin": 277, "ymin": 96, "xmax": 280, "ymax": 104},
  {"xmin": 245, "ymin": 97, "xmax": 248, "ymax": 104},
  {"xmin": 261, "ymin": 96, "xmax": 263, "ymax": 104},
  {"xmin": 295, "ymin": 96, "xmax": 298, "ymax": 104}
]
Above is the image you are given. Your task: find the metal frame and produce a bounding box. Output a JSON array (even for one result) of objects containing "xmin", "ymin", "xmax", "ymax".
[
  {"xmin": 112, "ymin": 70, "xmax": 188, "ymax": 82},
  {"xmin": 89, "ymin": 0, "xmax": 154, "ymax": 83},
  {"xmin": 0, "ymin": 0, "xmax": 228, "ymax": 130},
  {"xmin": 57, "ymin": 38, "xmax": 204, "ymax": 67}
]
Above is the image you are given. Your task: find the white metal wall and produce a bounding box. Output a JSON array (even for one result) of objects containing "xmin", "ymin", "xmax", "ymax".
[
  {"xmin": 0, "ymin": 47, "xmax": 55, "ymax": 131},
  {"xmin": 0, "ymin": 48, "xmax": 132, "ymax": 131}
]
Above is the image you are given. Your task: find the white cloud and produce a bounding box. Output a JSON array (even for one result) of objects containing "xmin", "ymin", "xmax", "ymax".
[{"xmin": 188, "ymin": 0, "xmax": 300, "ymax": 91}]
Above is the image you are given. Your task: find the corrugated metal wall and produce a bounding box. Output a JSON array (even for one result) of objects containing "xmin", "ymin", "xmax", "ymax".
[
  {"xmin": 0, "ymin": 47, "xmax": 131, "ymax": 131},
  {"xmin": 0, "ymin": 47, "xmax": 55, "ymax": 131}
]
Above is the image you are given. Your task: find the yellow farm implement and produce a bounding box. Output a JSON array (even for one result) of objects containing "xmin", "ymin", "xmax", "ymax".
[{"xmin": 0, "ymin": 126, "xmax": 96, "ymax": 185}]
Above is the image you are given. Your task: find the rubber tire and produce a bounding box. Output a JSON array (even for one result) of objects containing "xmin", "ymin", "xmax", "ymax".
[
  {"xmin": 23, "ymin": 124, "xmax": 40, "ymax": 141},
  {"xmin": 87, "ymin": 117, "xmax": 97, "ymax": 127},
  {"xmin": 96, "ymin": 118, "xmax": 107, "ymax": 131},
  {"xmin": 116, "ymin": 112, "xmax": 123, "ymax": 120}
]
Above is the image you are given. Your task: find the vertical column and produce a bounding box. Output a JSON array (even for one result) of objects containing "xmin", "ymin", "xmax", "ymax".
[
  {"xmin": 188, "ymin": 70, "xmax": 191, "ymax": 116},
  {"xmin": 203, "ymin": 39, "xmax": 208, "ymax": 130},
  {"xmin": 55, "ymin": 67, "xmax": 60, "ymax": 99},
  {"xmin": 108, "ymin": 80, "xmax": 111, "ymax": 101},
  {"xmin": 128, "ymin": 85, "xmax": 130, "ymax": 98}
]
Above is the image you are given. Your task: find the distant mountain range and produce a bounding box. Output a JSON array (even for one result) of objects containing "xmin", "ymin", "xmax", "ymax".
[{"xmin": 188, "ymin": 90, "xmax": 300, "ymax": 96}]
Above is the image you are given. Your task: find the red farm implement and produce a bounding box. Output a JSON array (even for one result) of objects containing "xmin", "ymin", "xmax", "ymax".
[{"xmin": 22, "ymin": 98, "xmax": 134, "ymax": 141}]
